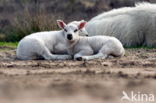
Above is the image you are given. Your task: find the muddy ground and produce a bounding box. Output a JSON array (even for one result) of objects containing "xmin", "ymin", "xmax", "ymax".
[{"xmin": 0, "ymin": 47, "xmax": 156, "ymax": 103}]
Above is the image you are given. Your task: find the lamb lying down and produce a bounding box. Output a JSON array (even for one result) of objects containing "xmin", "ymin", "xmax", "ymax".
[
  {"xmin": 16, "ymin": 20, "xmax": 88, "ymax": 60},
  {"xmin": 69, "ymin": 36, "xmax": 125, "ymax": 61},
  {"xmin": 58, "ymin": 20, "xmax": 125, "ymax": 61}
]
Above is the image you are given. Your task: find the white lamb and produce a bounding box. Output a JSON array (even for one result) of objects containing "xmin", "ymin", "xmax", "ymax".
[
  {"xmin": 85, "ymin": 2, "xmax": 156, "ymax": 47},
  {"xmin": 58, "ymin": 20, "xmax": 125, "ymax": 61},
  {"xmin": 16, "ymin": 20, "xmax": 88, "ymax": 60}
]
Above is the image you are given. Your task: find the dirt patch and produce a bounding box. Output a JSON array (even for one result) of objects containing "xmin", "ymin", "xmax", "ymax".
[{"xmin": 0, "ymin": 48, "xmax": 156, "ymax": 103}]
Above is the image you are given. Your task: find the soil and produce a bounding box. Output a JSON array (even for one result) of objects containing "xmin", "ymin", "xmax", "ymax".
[{"xmin": 0, "ymin": 47, "xmax": 156, "ymax": 103}]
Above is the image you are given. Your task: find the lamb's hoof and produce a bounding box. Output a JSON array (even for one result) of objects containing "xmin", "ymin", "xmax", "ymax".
[{"xmin": 76, "ymin": 57, "xmax": 83, "ymax": 61}]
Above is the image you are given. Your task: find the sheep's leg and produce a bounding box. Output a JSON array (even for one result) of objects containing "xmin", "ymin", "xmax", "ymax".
[
  {"xmin": 74, "ymin": 49, "xmax": 93, "ymax": 61},
  {"xmin": 54, "ymin": 54, "xmax": 72, "ymax": 60},
  {"xmin": 78, "ymin": 44, "xmax": 113, "ymax": 61},
  {"xmin": 80, "ymin": 53, "xmax": 108, "ymax": 61},
  {"xmin": 42, "ymin": 47, "xmax": 72, "ymax": 60}
]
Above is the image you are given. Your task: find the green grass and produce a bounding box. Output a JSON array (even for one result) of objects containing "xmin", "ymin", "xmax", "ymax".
[
  {"xmin": 125, "ymin": 46, "xmax": 156, "ymax": 49},
  {"xmin": 0, "ymin": 42, "xmax": 18, "ymax": 48}
]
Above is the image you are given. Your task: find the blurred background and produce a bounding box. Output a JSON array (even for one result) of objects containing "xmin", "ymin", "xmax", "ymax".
[{"xmin": 0, "ymin": 0, "xmax": 155, "ymax": 42}]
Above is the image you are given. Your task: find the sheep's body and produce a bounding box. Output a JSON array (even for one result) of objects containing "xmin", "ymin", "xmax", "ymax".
[
  {"xmin": 85, "ymin": 2, "xmax": 156, "ymax": 47},
  {"xmin": 67, "ymin": 36, "xmax": 125, "ymax": 60},
  {"xmin": 16, "ymin": 31, "xmax": 72, "ymax": 60}
]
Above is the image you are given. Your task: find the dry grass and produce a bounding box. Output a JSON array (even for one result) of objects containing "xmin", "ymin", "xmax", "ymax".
[
  {"xmin": 0, "ymin": 0, "xmax": 154, "ymax": 42},
  {"xmin": 5, "ymin": 8, "xmax": 60, "ymax": 42}
]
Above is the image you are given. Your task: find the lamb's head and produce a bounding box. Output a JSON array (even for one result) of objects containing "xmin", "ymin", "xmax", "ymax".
[
  {"xmin": 57, "ymin": 20, "xmax": 87, "ymax": 42},
  {"xmin": 68, "ymin": 20, "xmax": 88, "ymax": 36}
]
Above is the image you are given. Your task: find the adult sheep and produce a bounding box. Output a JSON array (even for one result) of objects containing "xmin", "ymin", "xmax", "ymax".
[{"xmin": 85, "ymin": 2, "xmax": 156, "ymax": 47}]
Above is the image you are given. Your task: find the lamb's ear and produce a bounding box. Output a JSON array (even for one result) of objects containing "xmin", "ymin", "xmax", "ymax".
[
  {"xmin": 79, "ymin": 21, "xmax": 87, "ymax": 30},
  {"xmin": 57, "ymin": 20, "xmax": 66, "ymax": 29}
]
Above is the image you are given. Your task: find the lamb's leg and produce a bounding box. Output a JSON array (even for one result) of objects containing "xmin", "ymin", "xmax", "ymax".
[
  {"xmin": 80, "ymin": 52, "xmax": 108, "ymax": 61},
  {"xmin": 74, "ymin": 49, "xmax": 93, "ymax": 61},
  {"xmin": 42, "ymin": 47, "xmax": 72, "ymax": 60},
  {"xmin": 53, "ymin": 54, "xmax": 72, "ymax": 60},
  {"xmin": 78, "ymin": 44, "xmax": 114, "ymax": 61}
]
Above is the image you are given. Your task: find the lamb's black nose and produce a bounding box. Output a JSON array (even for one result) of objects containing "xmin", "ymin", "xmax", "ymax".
[{"xmin": 67, "ymin": 34, "xmax": 73, "ymax": 40}]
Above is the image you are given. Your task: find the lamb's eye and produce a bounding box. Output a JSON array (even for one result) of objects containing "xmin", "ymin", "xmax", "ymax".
[
  {"xmin": 64, "ymin": 29, "xmax": 67, "ymax": 32},
  {"xmin": 74, "ymin": 29, "xmax": 78, "ymax": 32}
]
